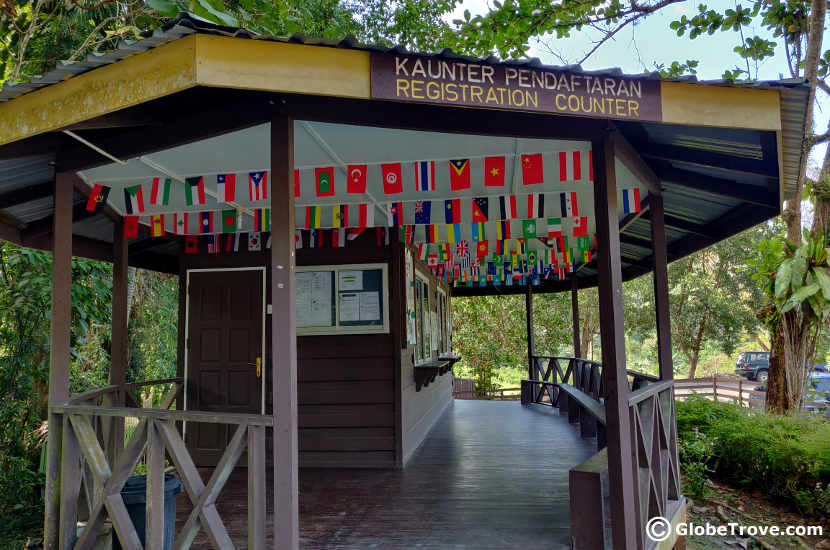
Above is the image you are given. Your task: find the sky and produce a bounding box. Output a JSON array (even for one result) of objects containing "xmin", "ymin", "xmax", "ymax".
[{"xmin": 445, "ymin": 0, "xmax": 827, "ymax": 173}]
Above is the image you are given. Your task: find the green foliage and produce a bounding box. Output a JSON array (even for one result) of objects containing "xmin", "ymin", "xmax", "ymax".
[
  {"xmin": 678, "ymin": 428, "xmax": 715, "ymax": 498},
  {"xmin": 676, "ymin": 397, "xmax": 830, "ymax": 518}
]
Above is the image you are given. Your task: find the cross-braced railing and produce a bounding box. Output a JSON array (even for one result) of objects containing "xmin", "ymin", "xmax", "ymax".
[
  {"xmin": 521, "ymin": 357, "xmax": 682, "ymax": 549},
  {"xmin": 52, "ymin": 380, "xmax": 271, "ymax": 550}
]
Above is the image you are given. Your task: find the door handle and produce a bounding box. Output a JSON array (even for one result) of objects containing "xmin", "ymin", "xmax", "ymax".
[{"xmin": 256, "ymin": 357, "xmax": 262, "ymax": 378}]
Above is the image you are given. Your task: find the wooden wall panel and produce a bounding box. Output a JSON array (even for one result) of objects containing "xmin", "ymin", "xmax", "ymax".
[{"xmin": 179, "ymin": 231, "xmax": 398, "ymax": 468}]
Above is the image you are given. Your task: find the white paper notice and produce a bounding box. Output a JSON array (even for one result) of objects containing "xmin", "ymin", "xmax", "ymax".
[
  {"xmin": 339, "ymin": 270, "xmax": 363, "ymax": 291},
  {"xmin": 339, "ymin": 293, "xmax": 359, "ymax": 322},
  {"xmin": 296, "ymin": 271, "xmax": 333, "ymax": 327},
  {"xmin": 359, "ymin": 292, "xmax": 381, "ymax": 321}
]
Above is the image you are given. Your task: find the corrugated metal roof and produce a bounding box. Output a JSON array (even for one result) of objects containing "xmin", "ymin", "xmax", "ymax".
[{"xmin": 0, "ymin": 14, "xmax": 810, "ymax": 103}]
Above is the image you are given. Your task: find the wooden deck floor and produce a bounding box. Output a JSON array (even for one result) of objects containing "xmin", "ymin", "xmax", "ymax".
[{"xmin": 175, "ymin": 400, "xmax": 597, "ymax": 549}]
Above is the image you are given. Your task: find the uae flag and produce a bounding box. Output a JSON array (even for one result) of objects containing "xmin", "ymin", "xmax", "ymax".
[
  {"xmin": 444, "ymin": 199, "xmax": 461, "ymax": 224},
  {"xmin": 200, "ymin": 211, "xmax": 214, "ymax": 234},
  {"xmin": 357, "ymin": 204, "xmax": 374, "ymax": 228},
  {"xmin": 572, "ymin": 216, "xmax": 588, "ymax": 237},
  {"xmin": 448, "ymin": 159, "xmax": 471, "ymax": 191},
  {"xmin": 498, "ymin": 194, "xmax": 518, "ymax": 219},
  {"xmin": 124, "ymin": 216, "xmax": 140, "ymax": 239},
  {"xmin": 559, "ymin": 192, "xmax": 578, "ymax": 217},
  {"xmin": 315, "ymin": 167, "xmax": 335, "ymax": 197},
  {"xmin": 185, "ymin": 235, "xmax": 198, "ymax": 254},
  {"xmin": 124, "ymin": 185, "xmax": 145, "ymax": 214},
  {"xmin": 150, "ymin": 214, "xmax": 165, "ymax": 237},
  {"xmin": 414, "ymin": 161, "xmax": 436, "ymax": 192},
  {"xmin": 185, "ymin": 177, "xmax": 205, "ymax": 206},
  {"xmin": 216, "ymin": 174, "xmax": 236, "ymax": 203},
  {"xmin": 221, "ymin": 209, "xmax": 239, "ymax": 233},
  {"xmin": 521, "ymin": 153, "xmax": 544, "ymax": 185},
  {"xmin": 249, "ymin": 171, "xmax": 268, "ymax": 201},
  {"xmin": 621, "ymin": 188, "xmax": 642, "ymax": 214},
  {"xmin": 472, "ymin": 197, "xmax": 489, "ymax": 222},
  {"xmin": 347, "ymin": 165, "xmax": 367, "ymax": 194},
  {"xmin": 527, "ymin": 193, "xmax": 545, "ymax": 218},
  {"xmin": 85, "ymin": 183, "xmax": 110, "ymax": 212},
  {"xmin": 150, "ymin": 178, "xmax": 171, "ymax": 206},
  {"xmin": 332, "ymin": 204, "xmax": 349, "ymax": 228},
  {"xmin": 484, "ymin": 156, "xmax": 505, "ymax": 187},
  {"xmin": 381, "ymin": 163, "xmax": 403, "ymax": 194},
  {"xmin": 173, "ymin": 213, "xmax": 188, "ymax": 235}
]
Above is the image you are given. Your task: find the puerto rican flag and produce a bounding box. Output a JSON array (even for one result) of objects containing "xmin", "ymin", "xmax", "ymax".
[
  {"xmin": 621, "ymin": 188, "xmax": 642, "ymax": 214},
  {"xmin": 249, "ymin": 171, "xmax": 268, "ymax": 201},
  {"xmin": 414, "ymin": 161, "xmax": 436, "ymax": 192}
]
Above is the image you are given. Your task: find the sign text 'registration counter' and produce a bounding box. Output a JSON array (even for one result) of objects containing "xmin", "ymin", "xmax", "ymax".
[{"xmin": 370, "ymin": 53, "xmax": 662, "ymax": 122}]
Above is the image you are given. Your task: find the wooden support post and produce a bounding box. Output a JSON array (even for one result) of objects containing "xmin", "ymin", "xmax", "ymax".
[
  {"xmin": 593, "ymin": 129, "xmax": 638, "ymax": 549},
  {"xmin": 145, "ymin": 420, "xmax": 165, "ymax": 550},
  {"xmin": 107, "ymin": 219, "xmax": 129, "ymax": 460},
  {"xmin": 248, "ymin": 425, "xmax": 267, "ymax": 550},
  {"xmin": 44, "ymin": 173, "xmax": 74, "ymax": 549},
  {"xmin": 571, "ymin": 277, "xmax": 581, "ymax": 358},
  {"xmin": 525, "ymin": 282, "xmax": 535, "ymax": 380},
  {"xmin": 650, "ymin": 194, "xmax": 674, "ymax": 381},
  {"xmin": 270, "ymin": 114, "xmax": 299, "ymax": 550},
  {"xmin": 58, "ymin": 415, "xmax": 81, "ymax": 550}
]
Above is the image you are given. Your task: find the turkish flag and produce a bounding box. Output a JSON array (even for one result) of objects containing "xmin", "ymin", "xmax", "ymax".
[
  {"xmin": 381, "ymin": 163, "xmax": 403, "ymax": 194},
  {"xmin": 347, "ymin": 164, "xmax": 367, "ymax": 194},
  {"xmin": 521, "ymin": 153, "xmax": 544, "ymax": 185},
  {"xmin": 484, "ymin": 156, "xmax": 505, "ymax": 187}
]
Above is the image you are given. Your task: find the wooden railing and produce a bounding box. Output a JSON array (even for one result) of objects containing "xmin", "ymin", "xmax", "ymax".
[
  {"xmin": 522, "ymin": 356, "xmax": 682, "ymax": 550},
  {"xmin": 53, "ymin": 378, "xmax": 271, "ymax": 550}
]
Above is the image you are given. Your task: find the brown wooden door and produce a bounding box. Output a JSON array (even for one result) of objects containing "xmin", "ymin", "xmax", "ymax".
[{"xmin": 186, "ymin": 269, "xmax": 264, "ymax": 467}]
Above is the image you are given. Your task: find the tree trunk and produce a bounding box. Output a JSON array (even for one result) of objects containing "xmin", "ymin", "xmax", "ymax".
[
  {"xmin": 686, "ymin": 319, "xmax": 706, "ymax": 379},
  {"xmin": 765, "ymin": 323, "xmax": 789, "ymax": 413},
  {"xmin": 579, "ymin": 309, "xmax": 594, "ymax": 359}
]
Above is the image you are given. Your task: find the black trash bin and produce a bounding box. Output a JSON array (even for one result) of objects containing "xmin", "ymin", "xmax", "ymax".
[{"xmin": 112, "ymin": 474, "xmax": 182, "ymax": 550}]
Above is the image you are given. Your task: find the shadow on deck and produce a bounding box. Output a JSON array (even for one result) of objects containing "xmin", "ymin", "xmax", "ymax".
[{"xmin": 176, "ymin": 400, "xmax": 597, "ymax": 549}]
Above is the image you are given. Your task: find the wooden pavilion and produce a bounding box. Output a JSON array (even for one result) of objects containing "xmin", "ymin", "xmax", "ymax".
[{"xmin": 0, "ymin": 15, "xmax": 809, "ymax": 550}]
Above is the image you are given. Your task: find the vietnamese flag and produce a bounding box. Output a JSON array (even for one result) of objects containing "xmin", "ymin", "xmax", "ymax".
[
  {"xmin": 381, "ymin": 163, "xmax": 403, "ymax": 194},
  {"xmin": 315, "ymin": 167, "xmax": 335, "ymax": 197},
  {"xmin": 347, "ymin": 164, "xmax": 367, "ymax": 194},
  {"xmin": 448, "ymin": 159, "xmax": 471, "ymax": 191},
  {"xmin": 484, "ymin": 156, "xmax": 506, "ymax": 187},
  {"xmin": 521, "ymin": 153, "xmax": 544, "ymax": 185}
]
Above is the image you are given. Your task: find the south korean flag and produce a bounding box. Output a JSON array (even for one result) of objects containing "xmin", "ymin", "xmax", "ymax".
[{"xmin": 248, "ymin": 232, "xmax": 262, "ymax": 252}]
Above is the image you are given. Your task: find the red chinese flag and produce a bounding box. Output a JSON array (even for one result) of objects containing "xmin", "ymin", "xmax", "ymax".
[
  {"xmin": 448, "ymin": 159, "xmax": 471, "ymax": 191},
  {"xmin": 185, "ymin": 235, "xmax": 198, "ymax": 254},
  {"xmin": 294, "ymin": 169, "xmax": 300, "ymax": 198},
  {"xmin": 347, "ymin": 164, "xmax": 367, "ymax": 194},
  {"xmin": 381, "ymin": 163, "xmax": 403, "ymax": 194},
  {"xmin": 484, "ymin": 156, "xmax": 506, "ymax": 187},
  {"xmin": 124, "ymin": 216, "xmax": 139, "ymax": 238},
  {"xmin": 521, "ymin": 153, "xmax": 544, "ymax": 185}
]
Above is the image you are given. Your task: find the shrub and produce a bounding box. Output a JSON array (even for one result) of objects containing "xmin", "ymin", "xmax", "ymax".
[{"xmin": 676, "ymin": 396, "xmax": 830, "ymax": 518}]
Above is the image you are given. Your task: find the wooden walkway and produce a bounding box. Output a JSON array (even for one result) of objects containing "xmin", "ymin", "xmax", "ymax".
[{"xmin": 176, "ymin": 400, "xmax": 597, "ymax": 549}]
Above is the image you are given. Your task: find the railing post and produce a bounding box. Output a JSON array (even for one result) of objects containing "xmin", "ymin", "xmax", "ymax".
[
  {"xmin": 571, "ymin": 277, "xmax": 581, "ymax": 358},
  {"xmin": 146, "ymin": 419, "xmax": 165, "ymax": 550},
  {"xmin": 525, "ymin": 282, "xmax": 535, "ymax": 380},
  {"xmin": 248, "ymin": 424, "xmax": 266, "ymax": 550},
  {"xmin": 58, "ymin": 414, "xmax": 81, "ymax": 550}
]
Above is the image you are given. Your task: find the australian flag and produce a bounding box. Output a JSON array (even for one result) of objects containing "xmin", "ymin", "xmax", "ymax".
[{"xmin": 414, "ymin": 200, "xmax": 432, "ymax": 224}]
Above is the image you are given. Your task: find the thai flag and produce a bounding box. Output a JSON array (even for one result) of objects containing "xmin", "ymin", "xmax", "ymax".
[
  {"xmin": 414, "ymin": 161, "xmax": 436, "ymax": 191},
  {"xmin": 249, "ymin": 171, "xmax": 268, "ymax": 201},
  {"xmin": 622, "ymin": 188, "xmax": 642, "ymax": 214}
]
